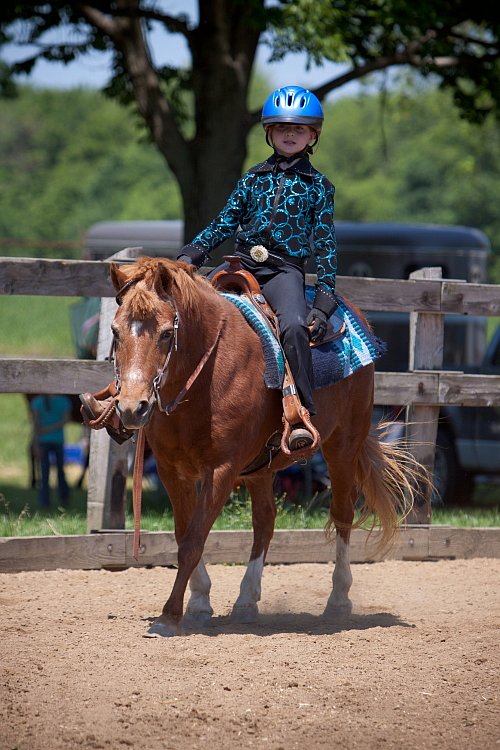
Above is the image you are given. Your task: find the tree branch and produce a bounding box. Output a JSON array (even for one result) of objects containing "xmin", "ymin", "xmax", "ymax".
[
  {"xmin": 76, "ymin": 2, "xmax": 192, "ymax": 40},
  {"xmin": 77, "ymin": 2, "xmax": 191, "ymax": 178},
  {"xmin": 76, "ymin": 4, "xmax": 118, "ymax": 40}
]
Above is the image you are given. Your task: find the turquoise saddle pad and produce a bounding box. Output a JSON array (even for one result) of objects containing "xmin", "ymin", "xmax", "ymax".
[{"xmin": 222, "ymin": 288, "xmax": 386, "ymax": 391}]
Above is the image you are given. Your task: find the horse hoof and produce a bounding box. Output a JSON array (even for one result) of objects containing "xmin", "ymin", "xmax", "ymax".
[
  {"xmin": 324, "ymin": 598, "xmax": 353, "ymax": 616},
  {"xmin": 183, "ymin": 611, "xmax": 213, "ymax": 628},
  {"xmin": 231, "ymin": 604, "xmax": 258, "ymax": 624},
  {"xmin": 143, "ymin": 620, "xmax": 180, "ymax": 638}
]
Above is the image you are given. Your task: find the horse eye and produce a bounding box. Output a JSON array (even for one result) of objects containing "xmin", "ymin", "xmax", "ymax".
[
  {"xmin": 159, "ymin": 329, "xmax": 172, "ymax": 341},
  {"xmin": 111, "ymin": 326, "xmax": 120, "ymax": 343}
]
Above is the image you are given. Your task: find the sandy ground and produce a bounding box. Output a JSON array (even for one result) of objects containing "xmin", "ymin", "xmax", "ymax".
[{"xmin": 1, "ymin": 558, "xmax": 499, "ymax": 750}]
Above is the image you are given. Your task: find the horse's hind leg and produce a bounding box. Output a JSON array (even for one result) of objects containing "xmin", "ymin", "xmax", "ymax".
[
  {"xmin": 231, "ymin": 474, "xmax": 276, "ymax": 623},
  {"xmin": 322, "ymin": 439, "xmax": 358, "ymax": 613}
]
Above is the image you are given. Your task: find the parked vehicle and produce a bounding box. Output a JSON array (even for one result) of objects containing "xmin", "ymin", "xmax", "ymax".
[
  {"xmin": 431, "ymin": 323, "xmax": 500, "ymax": 504},
  {"xmin": 84, "ymin": 219, "xmax": 498, "ymax": 504},
  {"xmin": 330, "ymin": 221, "xmax": 499, "ymax": 505}
]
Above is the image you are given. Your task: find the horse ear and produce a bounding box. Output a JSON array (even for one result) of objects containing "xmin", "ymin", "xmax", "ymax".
[
  {"xmin": 110, "ymin": 262, "xmax": 128, "ymax": 292},
  {"xmin": 154, "ymin": 261, "xmax": 173, "ymax": 298}
]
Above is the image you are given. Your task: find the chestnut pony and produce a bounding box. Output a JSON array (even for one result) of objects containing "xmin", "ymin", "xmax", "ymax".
[{"xmin": 109, "ymin": 257, "xmax": 423, "ymax": 637}]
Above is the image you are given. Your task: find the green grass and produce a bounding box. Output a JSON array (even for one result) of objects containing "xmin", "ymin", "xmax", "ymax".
[
  {"xmin": 1, "ymin": 386, "xmax": 500, "ymax": 537},
  {"xmin": 1, "ymin": 467, "xmax": 500, "ymax": 537},
  {"xmin": 0, "ymin": 478, "xmax": 332, "ymax": 537},
  {"xmin": 0, "ymin": 295, "xmax": 77, "ymax": 356},
  {"xmin": 1, "ymin": 297, "xmax": 500, "ymax": 537}
]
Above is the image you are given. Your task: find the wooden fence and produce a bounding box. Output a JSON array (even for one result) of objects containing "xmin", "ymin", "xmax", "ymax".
[
  {"xmin": 2, "ymin": 254, "xmax": 500, "ymax": 565},
  {"xmin": 1, "ymin": 526, "xmax": 500, "ymax": 573}
]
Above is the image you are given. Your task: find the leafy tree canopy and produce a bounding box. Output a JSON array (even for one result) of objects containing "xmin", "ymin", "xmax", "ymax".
[
  {"xmin": 274, "ymin": 0, "xmax": 500, "ymax": 124},
  {"xmin": 2, "ymin": 84, "xmax": 499, "ymax": 275},
  {"xmin": 1, "ymin": 1, "xmax": 499, "ymax": 244}
]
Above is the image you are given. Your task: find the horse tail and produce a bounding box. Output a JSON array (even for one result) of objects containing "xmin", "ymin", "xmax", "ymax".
[{"xmin": 327, "ymin": 420, "xmax": 432, "ymax": 553}]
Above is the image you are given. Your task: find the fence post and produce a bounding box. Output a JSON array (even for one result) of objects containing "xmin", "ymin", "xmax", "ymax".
[
  {"xmin": 86, "ymin": 247, "xmax": 141, "ymax": 533},
  {"xmin": 405, "ymin": 267, "xmax": 444, "ymax": 524}
]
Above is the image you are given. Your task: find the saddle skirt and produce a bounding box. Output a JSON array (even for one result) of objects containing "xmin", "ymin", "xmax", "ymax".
[
  {"xmin": 222, "ymin": 286, "xmax": 386, "ymax": 392},
  {"xmin": 222, "ymin": 292, "xmax": 285, "ymax": 388}
]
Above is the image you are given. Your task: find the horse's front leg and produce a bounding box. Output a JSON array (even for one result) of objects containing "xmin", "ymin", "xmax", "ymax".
[
  {"xmin": 184, "ymin": 558, "xmax": 213, "ymax": 627},
  {"xmin": 231, "ymin": 473, "xmax": 276, "ymax": 623},
  {"xmin": 146, "ymin": 464, "xmax": 235, "ymax": 638}
]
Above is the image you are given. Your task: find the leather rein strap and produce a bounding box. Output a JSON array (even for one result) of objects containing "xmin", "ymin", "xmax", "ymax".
[
  {"xmin": 115, "ymin": 272, "xmax": 225, "ymax": 560},
  {"xmin": 155, "ymin": 318, "xmax": 225, "ymax": 415},
  {"xmin": 132, "ymin": 426, "xmax": 146, "ymax": 561},
  {"xmin": 131, "ymin": 320, "xmax": 224, "ymax": 560}
]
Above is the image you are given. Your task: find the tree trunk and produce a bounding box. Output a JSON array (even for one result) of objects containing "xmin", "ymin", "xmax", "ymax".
[
  {"xmin": 177, "ymin": 1, "xmax": 262, "ymax": 252},
  {"xmin": 178, "ymin": 99, "xmax": 251, "ymax": 258},
  {"xmin": 86, "ymin": 0, "xmax": 264, "ymax": 251}
]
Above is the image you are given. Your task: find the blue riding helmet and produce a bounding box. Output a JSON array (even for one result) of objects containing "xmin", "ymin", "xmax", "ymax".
[{"xmin": 261, "ymin": 85, "xmax": 324, "ymax": 130}]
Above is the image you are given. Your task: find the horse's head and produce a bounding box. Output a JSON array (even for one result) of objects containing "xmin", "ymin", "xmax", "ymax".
[{"xmin": 109, "ymin": 257, "xmax": 198, "ymax": 429}]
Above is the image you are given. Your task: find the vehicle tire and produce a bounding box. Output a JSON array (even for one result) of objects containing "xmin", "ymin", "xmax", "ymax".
[{"xmin": 433, "ymin": 429, "xmax": 474, "ymax": 506}]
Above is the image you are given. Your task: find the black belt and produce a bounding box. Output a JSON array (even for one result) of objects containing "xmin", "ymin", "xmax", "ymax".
[{"xmin": 235, "ymin": 244, "xmax": 306, "ymax": 270}]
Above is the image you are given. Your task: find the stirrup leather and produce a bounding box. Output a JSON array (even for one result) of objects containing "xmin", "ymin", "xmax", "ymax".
[{"xmin": 211, "ymin": 256, "xmax": 320, "ymax": 458}]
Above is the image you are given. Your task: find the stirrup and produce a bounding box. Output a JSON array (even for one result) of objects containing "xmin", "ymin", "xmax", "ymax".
[
  {"xmin": 281, "ymin": 407, "xmax": 320, "ymax": 457},
  {"xmin": 288, "ymin": 425, "xmax": 314, "ymax": 452}
]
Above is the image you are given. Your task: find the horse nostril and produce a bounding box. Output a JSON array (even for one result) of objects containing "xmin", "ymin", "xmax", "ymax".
[{"xmin": 136, "ymin": 400, "xmax": 150, "ymax": 419}]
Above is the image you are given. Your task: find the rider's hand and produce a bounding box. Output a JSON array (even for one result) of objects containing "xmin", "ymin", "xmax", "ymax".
[
  {"xmin": 176, "ymin": 244, "xmax": 208, "ymax": 269},
  {"xmin": 306, "ymin": 308, "xmax": 328, "ymax": 343},
  {"xmin": 177, "ymin": 255, "xmax": 196, "ymax": 266}
]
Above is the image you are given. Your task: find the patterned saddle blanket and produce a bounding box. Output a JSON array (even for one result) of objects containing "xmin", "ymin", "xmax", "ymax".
[{"xmin": 222, "ymin": 287, "xmax": 386, "ymax": 391}]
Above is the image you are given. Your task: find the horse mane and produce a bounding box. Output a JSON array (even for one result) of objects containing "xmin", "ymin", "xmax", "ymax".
[{"xmin": 117, "ymin": 257, "xmax": 216, "ymax": 320}]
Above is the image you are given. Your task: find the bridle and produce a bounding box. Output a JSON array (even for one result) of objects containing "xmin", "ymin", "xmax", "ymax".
[
  {"xmin": 151, "ymin": 311, "xmax": 179, "ymax": 414},
  {"xmin": 113, "ymin": 279, "xmax": 224, "ymax": 419},
  {"xmin": 113, "ymin": 276, "xmax": 225, "ymax": 561}
]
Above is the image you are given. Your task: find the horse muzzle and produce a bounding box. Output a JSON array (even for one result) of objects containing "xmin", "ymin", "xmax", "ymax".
[{"xmin": 116, "ymin": 396, "xmax": 154, "ymax": 429}]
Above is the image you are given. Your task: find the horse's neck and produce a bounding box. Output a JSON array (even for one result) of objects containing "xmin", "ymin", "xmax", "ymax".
[{"xmin": 167, "ymin": 288, "xmax": 225, "ymax": 384}]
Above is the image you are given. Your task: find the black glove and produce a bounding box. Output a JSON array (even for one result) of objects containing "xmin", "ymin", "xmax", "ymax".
[
  {"xmin": 176, "ymin": 244, "xmax": 208, "ymax": 269},
  {"xmin": 306, "ymin": 308, "xmax": 328, "ymax": 343},
  {"xmin": 312, "ymin": 286, "xmax": 339, "ymax": 319},
  {"xmin": 177, "ymin": 254, "xmax": 195, "ymax": 266}
]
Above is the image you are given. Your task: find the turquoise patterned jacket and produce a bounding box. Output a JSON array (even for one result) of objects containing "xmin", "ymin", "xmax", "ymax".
[{"xmin": 183, "ymin": 154, "xmax": 337, "ymax": 305}]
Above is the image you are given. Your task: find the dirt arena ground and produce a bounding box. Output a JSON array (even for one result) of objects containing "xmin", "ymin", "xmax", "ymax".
[{"xmin": 1, "ymin": 558, "xmax": 499, "ymax": 750}]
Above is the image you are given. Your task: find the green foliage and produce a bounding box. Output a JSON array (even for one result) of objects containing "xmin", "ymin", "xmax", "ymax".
[
  {"xmin": 1, "ymin": 1, "xmax": 500, "ymax": 237},
  {"xmin": 1, "ymin": 83, "xmax": 499, "ymax": 268},
  {"xmin": 247, "ymin": 85, "xmax": 500, "ymax": 261},
  {"xmin": 0, "ymin": 86, "xmax": 180, "ymax": 258},
  {"xmin": 273, "ymin": 0, "xmax": 500, "ymax": 122}
]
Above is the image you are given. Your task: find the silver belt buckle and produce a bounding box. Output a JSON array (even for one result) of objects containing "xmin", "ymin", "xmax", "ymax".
[{"xmin": 249, "ymin": 245, "xmax": 269, "ymax": 263}]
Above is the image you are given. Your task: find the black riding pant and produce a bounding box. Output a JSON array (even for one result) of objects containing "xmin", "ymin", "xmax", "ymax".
[{"xmin": 212, "ymin": 258, "xmax": 315, "ymax": 416}]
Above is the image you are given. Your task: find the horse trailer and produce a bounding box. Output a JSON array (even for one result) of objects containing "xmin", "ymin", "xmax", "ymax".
[{"xmin": 83, "ymin": 219, "xmax": 498, "ymax": 504}]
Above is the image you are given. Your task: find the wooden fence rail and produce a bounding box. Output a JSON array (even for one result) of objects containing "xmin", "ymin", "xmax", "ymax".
[
  {"xmin": 3, "ymin": 360, "xmax": 500, "ymax": 407},
  {"xmin": 2, "ymin": 527, "xmax": 500, "ymax": 573},
  {"xmin": 2, "ymin": 255, "xmax": 500, "ymax": 533},
  {"xmin": 3, "ymin": 256, "xmax": 500, "ymax": 313}
]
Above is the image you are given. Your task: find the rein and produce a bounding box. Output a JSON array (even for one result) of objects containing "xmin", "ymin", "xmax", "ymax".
[
  {"xmin": 132, "ymin": 426, "xmax": 146, "ymax": 561},
  {"xmin": 155, "ymin": 317, "xmax": 224, "ymax": 415},
  {"xmin": 114, "ymin": 278, "xmax": 226, "ymax": 559}
]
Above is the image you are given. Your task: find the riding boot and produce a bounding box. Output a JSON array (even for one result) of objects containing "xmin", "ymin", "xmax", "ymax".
[
  {"xmin": 79, "ymin": 389, "xmax": 134, "ymax": 445},
  {"xmin": 288, "ymin": 424, "xmax": 314, "ymax": 451},
  {"xmin": 281, "ymin": 382, "xmax": 320, "ymax": 456}
]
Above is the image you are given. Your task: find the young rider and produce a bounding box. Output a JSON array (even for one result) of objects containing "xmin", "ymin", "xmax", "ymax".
[
  {"xmin": 81, "ymin": 85, "xmax": 338, "ymax": 452},
  {"xmin": 177, "ymin": 85, "xmax": 338, "ymax": 450}
]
